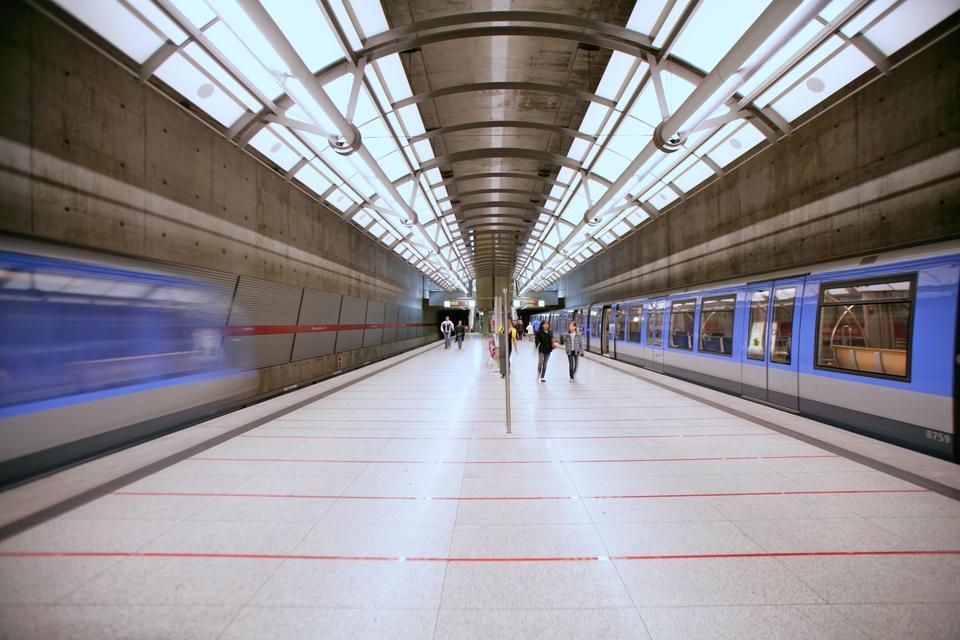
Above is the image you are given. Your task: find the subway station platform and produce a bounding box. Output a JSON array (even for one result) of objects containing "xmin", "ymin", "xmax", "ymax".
[{"xmin": 1, "ymin": 335, "xmax": 959, "ymax": 639}]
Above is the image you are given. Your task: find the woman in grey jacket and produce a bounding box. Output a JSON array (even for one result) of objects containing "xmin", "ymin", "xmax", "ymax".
[{"xmin": 564, "ymin": 322, "xmax": 584, "ymax": 381}]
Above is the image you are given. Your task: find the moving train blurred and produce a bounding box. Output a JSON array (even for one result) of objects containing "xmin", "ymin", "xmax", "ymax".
[
  {"xmin": 0, "ymin": 238, "xmax": 256, "ymax": 486},
  {"xmin": 533, "ymin": 241, "xmax": 960, "ymax": 461},
  {"xmin": 0, "ymin": 237, "xmax": 434, "ymax": 486}
]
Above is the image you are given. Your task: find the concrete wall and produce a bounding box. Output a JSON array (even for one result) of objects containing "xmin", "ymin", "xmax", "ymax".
[
  {"xmin": 560, "ymin": 29, "xmax": 960, "ymax": 306},
  {"xmin": 0, "ymin": 2, "xmax": 439, "ymax": 393}
]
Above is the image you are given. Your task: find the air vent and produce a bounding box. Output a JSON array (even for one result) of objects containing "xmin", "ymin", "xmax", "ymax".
[
  {"xmin": 440, "ymin": 169, "xmax": 454, "ymax": 179},
  {"xmin": 578, "ymin": 42, "xmax": 600, "ymax": 52},
  {"xmin": 859, "ymin": 255, "xmax": 878, "ymax": 265},
  {"xmin": 400, "ymin": 47, "xmax": 422, "ymax": 55},
  {"xmin": 537, "ymin": 168, "xmax": 552, "ymax": 177}
]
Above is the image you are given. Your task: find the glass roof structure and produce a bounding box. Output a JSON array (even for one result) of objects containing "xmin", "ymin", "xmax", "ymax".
[{"xmin": 51, "ymin": 0, "xmax": 958, "ymax": 292}]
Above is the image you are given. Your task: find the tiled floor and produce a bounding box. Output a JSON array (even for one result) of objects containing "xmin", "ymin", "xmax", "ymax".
[{"xmin": 1, "ymin": 335, "xmax": 959, "ymax": 639}]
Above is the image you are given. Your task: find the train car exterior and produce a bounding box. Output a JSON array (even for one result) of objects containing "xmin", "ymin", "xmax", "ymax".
[
  {"xmin": 0, "ymin": 237, "xmax": 436, "ymax": 486},
  {"xmin": 536, "ymin": 242, "xmax": 959, "ymax": 461}
]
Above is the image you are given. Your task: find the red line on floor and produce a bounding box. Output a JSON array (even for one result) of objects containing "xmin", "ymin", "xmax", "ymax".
[
  {"xmin": 187, "ymin": 454, "xmax": 837, "ymax": 465},
  {"xmin": 240, "ymin": 432, "xmax": 781, "ymax": 441},
  {"xmin": 110, "ymin": 488, "xmax": 927, "ymax": 501},
  {"xmin": 2, "ymin": 549, "xmax": 957, "ymax": 562}
]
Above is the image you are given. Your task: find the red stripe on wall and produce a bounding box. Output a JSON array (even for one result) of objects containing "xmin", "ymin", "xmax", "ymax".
[{"xmin": 223, "ymin": 322, "xmax": 435, "ymax": 336}]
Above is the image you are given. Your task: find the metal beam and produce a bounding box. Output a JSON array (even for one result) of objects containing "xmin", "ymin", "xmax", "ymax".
[
  {"xmin": 410, "ymin": 120, "xmax": 595, "ymax": 145},
  {"xmin": 419, "ymin": 148, "xmax": 582, "ymax": 173},
  {"xmin": 394, "ymin": 81, "xmax": 615, "ymax": 110},
  {"xmin": 451, "ymin": 202, "xmax": 547, "ymax": 217},
  {"xmin": 438, "ymin": 188, "xmax": 552, "ymax": 203},
  {"xmin": 432, "ymin": 172, "xmax": 564, "ymax": 188}
]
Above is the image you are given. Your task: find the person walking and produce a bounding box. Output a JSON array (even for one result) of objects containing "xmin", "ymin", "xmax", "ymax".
[
  {"xmin": 526, "ymin": 322, "xmax": 535, "ymax": 340},
  {"xmin": 534, "ymin": 320, "xmax": 555, "ymax": 382},
  {"xmin": 440, "ymin": 316, "xmax": 454, "ymax": 349},
  {"xmin": 454, "ymin": 320, "xmax": 466, "ymax": 349},
  {"xmin": 564, "ymin": 321, "xmax": 584, "ymax": 381}
]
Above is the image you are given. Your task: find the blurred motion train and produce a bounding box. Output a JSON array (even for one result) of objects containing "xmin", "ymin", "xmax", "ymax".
[
  {"xmin": 0, "ymin": 237, "xmax": 433, "ymax": 486},
  {"xmin": 533, "ymin": 241, "xmax": 960, "ymax": 461}
]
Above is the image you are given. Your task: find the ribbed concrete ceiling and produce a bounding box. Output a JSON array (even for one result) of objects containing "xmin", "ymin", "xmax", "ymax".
[{"xmin": 382, "ymin": 1, "xmax": 632, "ymax": 279}]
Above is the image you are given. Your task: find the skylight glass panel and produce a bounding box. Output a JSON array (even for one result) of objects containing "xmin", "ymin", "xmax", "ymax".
[
  {"xmin": 706, "ymin": 122, "xmax": 764, "ymax": 166},
  {"xmin": 262, "ymin": 0, "xmax": 342, "ymax": 72},
  {"xmin": 773, "ymin": 45, "xmax": 873, "ymax": 121},
  {"xmin": 161, "ymin": 0, "xmax": 215, "ymax": 28},
  {"xmin": 359, "ymin": 118, "xmax": 398, "ymax": 159},
  {"xmin": 206, "ymin": 0, "xmax": 290, "ymax": 78},
  {"xmin": 154, "ymin": 53, "xmax": 245, "ymax": 126},
  {"xmin": 865, "ymin": 0, "xmax": 960, "ymax": 55},
  {"xmin": 567, "ymin": 138, "xmax": 590, "ymax": 162},
  {"xmin": 249, "ymin": 128, "xmax": 300, "ymax": 170},
  {"xmin": 672, "ymin": 0, "xmax": 771, "ymax": 72},
  {"xmin": 270, "ymin": 124, "xmax": 313, "ymax": 158},
  {"xmin": 322, "ymin": 74, "xmax": 355, "ymax": 114},
  {"xmin": 56, "ymin": 0, "xmax": 163, "ymax": 64},
  {"xmin": 673, "ymin": 159, "xmax": 715, "ymax": 192},
  {"xmin": 322, "ymin": 0, "xmax": 362, "ymax": 50},
  {"xmin": 841, "ymin": 0, "xmax": 898, "ymax": 36},
  {"xmin": 648, "ymin": 184, "xmax": 679, "ymax": 208},
  {"xmin": 628, "ymin": 209, "xmax": 650, "ymax": 226},
  {"xmin": 738, "ymin": 21, "xmax": 823, "ymax": 98},
  {"xmin": 819, "ymin": 0, "xmax": 857, "ymax": 22},
  {"xmin": 607, "ymin": 115, "xmax": 653, "ymax": 160},
  {"xmin": 379, "ymin": 150, "xmax": 411, "ymax": 182},
  {"xmin": 755, "ymin": 35, "xmax": 844, "ymax": 106},
  {"xmin": 325, "ymin": 189, "xmax": 353, "ymax": 212},
  {"xmin": 295, "ymin": 163, "xmax": 333, "ymax": 195},
  {"xmin": 600, "ymin": 231, "xmax": 617, "ymax": 244},
  {"xmin": 377, "ymin": 54, "xmax": 413, "ymax": 102},
  {"xmin": 629, "ymin": 84, "xmax": 663, "ymax": 127},
  {"xmin": 205, "ymin": 21, "xmax": 284, "ymax": 101},
  {"xmin": 652, "ymin": 0, "xmax": 692, "ymax": 47},
  {"xmin": 126, "ymin": 0, "xmax": 188, "ymax": 44},
  {"xmin": 661, "ymin": 153, "xmax": 700, "ymax": 185},
  {"xmin": 368, "ymin": 222, "xmax": 386, "ymax": 237},
  {"xmin": 662, "ymin": 71, "xmax": 697, "ymax": 113},
  {"xmin": 413, "ymin": 140, "xmax": 434, "ymax": 162},
  {"xmin": 183, "ymin": 43, "xmax": 261, "ymax": 112},
  {"xmin": 397, "ymin": 105, "xmax": 427, "ymax": 136},
  {"xmin": 364, "ymin": 67, "xmax": 392, "ymax": 112},
  {"xmin": 595, "ymin": 52, "xmax": 637, "ymax": 100},
  {"xmin": 579, "ymin": 103, "xmax": 609, "ymax": 136},
  {"xmin": 351, "ymin": 0, "xmax": 390, "ymax": 38}
]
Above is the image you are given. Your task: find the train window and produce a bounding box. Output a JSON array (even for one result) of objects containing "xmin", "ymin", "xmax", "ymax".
[
  {"xmin": 590, "ymin": 310, "xmax": 601, "ymax": 338},
  {"xmin": 816, "ymin": 276, "xmax": 913, "ymax": 378},
  {"xmin": 746, "ymin": 290, "xmax": 769, "ymax": 361},
  {"xmin": 770, "ymin": 287, "xmax": 796, "ymax": 364},
  {"xmin": 646, "ymin": 302, "xmax": 664, "ymax": 346},
  {"xmin": 699, "ymin": 295, "xmax": 735, "ymax": 356},
  {"xmin": 614, "ymin": 308, "xmax": 626, "ymax": 339},
  {"xmin": 669, "ymin": 299, "xmax": 696, "ymax": 349},
  {"xmin": 628, "ymin": 306, "xmax": 643, "ymax": 342}
]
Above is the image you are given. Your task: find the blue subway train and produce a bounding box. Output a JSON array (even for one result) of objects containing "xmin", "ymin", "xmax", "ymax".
[
  {"xmin": 0, "ymin": 239, "xmax": 256, "ymax": 486},
  {"xmin": 534, "ymin": 242, "xmax": 960, "ymax": 461}
]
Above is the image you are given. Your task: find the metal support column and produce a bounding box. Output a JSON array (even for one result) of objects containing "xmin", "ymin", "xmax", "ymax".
[{"xmin": 502, "ymin": 288, "xmax": 512, "ymax": 434}]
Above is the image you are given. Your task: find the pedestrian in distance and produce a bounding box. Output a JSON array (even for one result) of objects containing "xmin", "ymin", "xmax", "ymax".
[
  {"xmin": 440, "ymin": 316, "xmax": 454, "ymax": 349},
  {"xmin": 454, "ymin": 320, "xmax": 466, "ymax": 349},
  {"xmin": 564, "ymin": 321, "xmax": 584, "ymax": 381},
  {"xmin": 526, "ymin": 322, "xmax": 535, "ymax": 340},
  {"xmin": 534, "ymin": 320, "xmax": 555, "ymax": 382}
]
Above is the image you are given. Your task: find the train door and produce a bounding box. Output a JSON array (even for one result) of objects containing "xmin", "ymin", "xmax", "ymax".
[
  {"xmin": 741, "ymin": 278, "xmax": 804, "ymax": 409},
  {"xmin": 601, "ymin": 305, "xmax": 613, "ymax": 355},
  {"xmin": 642, "ymin": 299, "xmax": 665, "ymax": 372},
  {"xmin": 613, "ymin": 306, "xmax": 626, "ymax": 358}
]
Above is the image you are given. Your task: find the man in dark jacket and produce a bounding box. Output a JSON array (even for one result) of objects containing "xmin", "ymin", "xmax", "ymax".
[
  {"xmin": 454, "ymin": 320, "xmax": 466, "ymax": 349},
  {"xmin": 534, "ymin": 321, "xmax": 554, "ymax": 382}
]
